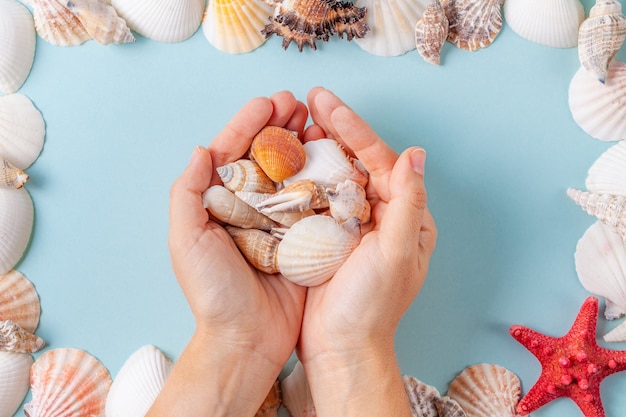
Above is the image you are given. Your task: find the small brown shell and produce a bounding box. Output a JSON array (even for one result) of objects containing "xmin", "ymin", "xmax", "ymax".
[
  {"xmin": 0, "ymin": 319, "xmax": 45, "ymax": 353},
  {"xmin": 415, "ymin": 0, "xmax": 449, "ymax": 65},
  {"xmin": 0, "ymin": 270, "xmax": 40, "ymax": 333},
  {"xmin": 441, "ymin": 0, "xmax": 504, "ymax": 51},
  {"xmin": 217, "ymin": 159, "xmax": 277, "ymax": 194},
  {"xmin": 202, "ymin": 185, "xmax": 276, "ymax": 231},
  {"xmin": 0, "ymin": 159, "xmax": 28, "ymax": 189},
  {"xmin": 225, "ymin": 226, "xmax": 280, "ymax": 274},
  {"xmin": 250, "ymin": 126, "xmax": 306, "ymax": 183}
]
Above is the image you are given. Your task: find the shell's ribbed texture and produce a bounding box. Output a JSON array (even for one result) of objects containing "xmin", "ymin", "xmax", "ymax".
[
  {"xmin": 0, "ymin": 0, "xmax": 36, "ymax": 94},
  {"xmin": 0, "ymin": 93, "xmax": 46, "ymax": 170},
  {"xmin": 415, "ymin": 0, "xmax": 449, "ymax": 65},
  {"xmin": 441, "ymin": 0, "xmax": 504, "ymax": 51},
  {"xmin": 0, "ymin": 188, "xmax": 34, "ymax": 276},
  {"xmin": 66, "ymin": 0, "xmax": 136, "ymax": 45},
  {"xmin": 0, "ymin": 270, "xmax": 40, "ymax": 333},
  {"xmin": 586, "ymin": 141, "xmax": 626, "ymax": 194},
  {"xmin": 30, "ymin": 0, "xmax": 92, "ymax": 46},
  {"xmin": 0, "ymin": 351, "xmax": 33, "ymax": 417}
]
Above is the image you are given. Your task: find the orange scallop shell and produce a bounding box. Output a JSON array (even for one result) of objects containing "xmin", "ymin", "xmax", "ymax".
[
  {"xmin": 0, "ymin": 270, "xmax": 40, "ymax": 333},
  {"xmin": 250, "ymin": 126, "xmax": 306, "ymax": 183}
]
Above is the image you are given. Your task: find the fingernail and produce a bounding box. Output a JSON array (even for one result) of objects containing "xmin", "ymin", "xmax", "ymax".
[
  {"xmin": 410, "ymin": 148, "xmax": 426, "ymax": 175},
  {"xmin": 190, "ymin": 145, "xmax": 205, "ymax": 163}
]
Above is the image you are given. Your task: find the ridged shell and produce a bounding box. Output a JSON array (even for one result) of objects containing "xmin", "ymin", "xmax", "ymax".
[
  {"xmin": 65, "ymin": 0, "xmax": 136, "ymax": 45},
  {"xmin": 567, "ymin": 188, "xmax": 626, "ymax": 240},
  {"xmin": 327, "ymin": 179, "xmax": 371, "ymax": 224},
  {"xmin": 30, "ymin": 0, "xmax": 92, "ymax": 46},
  {"xmin": 604, "ymin": 319, "xmax": 626, "ymax": 342},
  {"xmin": 110, "ymin": 0, "xmax": 205, "ymax": 43},
  {"xmin": 255, "ymin": 380, "xmax": 281, "ymax": 417},
  {"xmin": 257, "ymin": 180, "xmax": 329, "ymax": 214},
  {"xmin": 0, "ymin": 188, "xmax": 34, "ymax": 276},
  {"xmin": 0, "ymin": 351, "xmax": 33, "ymax": 417},
  {"xmin": 0, "ymin": 159, "xmax": 28, "ymax": 189},
  {"xmin": 0, "ymin": 0, "xmax": 36, "ymax": 94},
  {"xmin": 250, "ymin": 126, "xmax": 306, "ymax": 183},
  {"xmin": 203, "ymin": 185, "xmax": 276, "ymax": 230},
  {"xmin": 225, "ymin": 226, "xmax": 280, "ymax": 274},
  {"xmin": 0, "ymin": 270, "xmax": 40, "ymax": 333},
  {"xmin": 0, "ymin": 320, "xmax": 44, "ymax": 353},
  {"xmin": 435, "ymin": 396, "xmax": 467, "ymax": 417},
  {"xmin": 105, "ymin": 345, "xmax": 174, "ymax": 417},
  {"xmin": 447, "ymin": 363, "xmax": 521, "ymax": 417},
  {"xmin": 586, "ymin": 140, "xmax": 626, "ymax": 194},
  {"xmin": 25, "ymin": 348, "xmax": 113, "ymax": 417},
  {"xmin": 575, "ymin": 221, "xmax": 626, "ymax": 320},
  {"xmin": 0, "ymin": 94, "xmax": 45, "ymax": 170},
  {"xmin": 354, "ymin": 0, "xmax": 426, "ymax": 57},
  {"xmin": 568, "ymin": 59, "xmax": 626, "ymax": 142},
  {"xmin": 217, "ymin": 159, "xmax": 277, "ymax": 194},
  {"xmin": 578, "ymin": 0, "xmax": 626, "ymax": 83},
  {"xmin": 202, "ymin": 0, "xmax": 274, "ymax": 54},
  {"xmin": 403, "ymin": 375, "xmax": 441, "ymax": 417},
  {"xmin": 503, "ymin": 0, "xmax": 584, "ymax": 48},
  {"xmin": 277, "ymin": 215, "xmax": 361, "ymax": 286},
  {"xmin": 235, "ymin": 191, "xmax": 314, "ymax": 227},
  {"xmin": 281, "ymin": 361, "xmax": 315, "ymax": 417},
  {"xmin": 415, "ymin": 0, "xmax": 449, "ymax": 65},
  {"xmin": 441, "ymin": 0, "xmax": 504, "ymax": 51}
]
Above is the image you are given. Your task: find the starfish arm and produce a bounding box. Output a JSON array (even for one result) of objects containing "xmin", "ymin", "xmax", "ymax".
[
  {"xmin": 570, "ymin": 385, "xmax": 606, "ymax": 417},
  {"xmin": 515, "ymin": 374, "xmax": 563, "ymax": 415}
]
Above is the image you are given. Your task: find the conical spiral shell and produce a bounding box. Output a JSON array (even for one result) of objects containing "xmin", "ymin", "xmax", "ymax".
[
  {"xmin": 0, "ymin": 94, "xmax": 45, "ymax": 170},
  {"xmin": 250, "ymin": 126, "xmax": 306, "ymax": 183},
  {"xmin": 567, "ymin": 188, "xmax": 626, "ymax": 240},
  {"xmin": 441, "ymin": 0, "xmax": 504, "ymax": 51},
  {"xmin": 0, "ymin": 159, "xmax": 28, "ymax": 189},
  {"xmin": 415, "ymin": 0, "xmax": 449, "ymax": 65},
  {"xmin": 403, "ymin": 375, "xmax": 441, "ymax": 417},
  {"xmin": 0, "ymin": 351, "xmax": 33, "ymax": 417},
  {"xmin": 203, "ymin": 185, "xmax": 276, "ymax": 230},
  {"xmin": 65, "ymin": 0, "xmax": 136, "ymax": 45},
  {"xmin": 0, "ymin": 188, "xmax": 34, "ymax": 276},
  {"xmin": 217, "ymin": 159, "xmax": 277, "ymax": 194},
  {"xmin": 30, "ymin": 0, "xmax": 92, "ymax": 46},
  {"xmin": 0, "ymin": 270, "xmax": 40, "ymax": 333},
  {"xmin": 0, "ymin": 0, "xmax": 36, "ymax": 94},
  {"xmin": 0, "ymin": 320, "xmax": 45, "ymax": 353},
  {"xmin": 225, "ymin": 226, "xmax": 280, "ymax": 274},
  {"xmin": 586, "ymin": 140, "xmax": 626, "ymax": 194}
]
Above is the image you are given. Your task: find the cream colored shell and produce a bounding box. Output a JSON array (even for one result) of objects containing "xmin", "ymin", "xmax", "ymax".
[
  {"xmin": 0, "ymin": 320, "xmax": 45, "ymax": 353},
  {"xmin": 65, "ymin": 0, "xmax": 136, "ymax": 45},
  {"xmin": 568, "ymin": 188, "xmax": 626, "ymax": 240},
  {"xmin": 441, "ymin": 0, "xmax": 504, "ymax": 51},
  {"xmin": 29, "ymin": 0, "xmax": 92, "ymax": 46},
  {"xmin": 415, "ymin": 0, "xmax": 449, "ymax": 65},
  {"xmin": 0, "ymin": 270, "xmax": 40, "ymax": 333},
  {"xmin": 586, "ymin": 140, "xmax": 626, "ymax": 194},
  {"xmin": 281, "ymin": 361, "xmax": 316, "ymax": 417},
  {"xmin": 0, "ymin": 0, "xmax": 36, "ymax": 94},
  {"xmin": 0, "ymin": 188, "xmax": 34, "ymax": 276},
  {"xmin": 0, "ymin": 351, "xmax": 33, "ymax": 417},
  {"xmin": 203, "ymin": 185, "xmax": 276, "ymax": 230},
  {"xmin": 0, "ymin": 93, "xmax": 46, "ymax": 170}
]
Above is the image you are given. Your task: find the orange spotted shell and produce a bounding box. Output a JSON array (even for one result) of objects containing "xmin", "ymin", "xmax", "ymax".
[{"xmin": 250, "ymin": 126, "xmax": 306, "ymax": 183}]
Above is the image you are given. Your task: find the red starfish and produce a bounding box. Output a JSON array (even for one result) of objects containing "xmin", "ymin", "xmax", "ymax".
[{"xmin": 510, "ymin": 296, "xmax": 626, "ymax": 417}]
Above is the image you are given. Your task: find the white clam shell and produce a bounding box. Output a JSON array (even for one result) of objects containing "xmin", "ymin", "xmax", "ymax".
[
  {"xmin": 0, "ymin": 188, "xmax": 34, "ymax": 276},
  {"xmin": 30, "ymin": 0, "xmax": 92, "ymax": 46},
  {"xmin": 503, "ymin": 0, "xmax": 584, "ymax": 48},
  {"xmin": 0, "ymin": 270, "xmax": 40, "ymax": 333},
  {"xmin": 111, "ymin": 0, "xmax": 205, "ymax": 43},
  {"xmin": 0, "ymin": 93, "xmax": 46, "ymax": 170},
  {"xmin": 0, "ymin": 351, "xmax": 33, "ymax": 417},
  {"xmin": 66, "ymin": 0, "xmax": 136, "ymax": 45},
  {"xmin": 0, "ymin": 0, "xmax": 36, "ymax": 94},
  {"xmin": 586, "ymin": 140, "xmax": 626, "ymax": 194},
  {"xmin": 568, "ymin": 59, "xmax": 626, "ymax": 142},
  {"xmin": 354, "ymin": 0, "xmax": 427, "ymax": 56},
  {"xmin": 105, "ymin": 345, "xmax": 174, "ymax": 417},
  {"xmin": 575, "ymin": 221, "xmax": 626, "ymax": 320},
  {"xmin": 604, "ymin": 319, "xmax": 626, "ymax": 342},
  {"xmin": 281, "ymin": 361, "xmax": 315, "ymax": 417}
]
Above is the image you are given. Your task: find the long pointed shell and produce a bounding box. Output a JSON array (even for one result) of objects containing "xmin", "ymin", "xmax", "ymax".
[
  {"xmin": 403, "ymin": 375, "xmax": 441, "ymax": 417},
  {"xmin": 65, "ymin": 0, "xmax": 136, "ymax": 45},
  {"xmin": 327, "ymin": 179, "xmax": 371, "ymax": 224},
  {"xmin": 586, "ymin": 140, "xmax": 626, "ymax": 194},
  {"xmin": 202, "ymin": 0, "xmax": 274, "ymax": 54},
  {"xmin": 225, "ymin": 226, "xmax": 280, "ymax": 274},
  {"xmin": 203, "ymin": 185, "xmax": 276, "ymax": 230},
  {"xmin": 503, "ymin": 0, "xmax": 584, "ymax": 48},
  {"xmin": 604, "ymin": 319, "xmax": 626, "ymax": 342},
  {"xmin": 25, "ymin": 348, "xmax": 113, "ymax": 417},
  {"xmin": 0, "ymin": 188, "xmax": 34, "ymax": 276},
  {"xmin": 30, "ymin": 0, "xmax": 92, "ymax": 46},
  {"xmin": 105, "ymin": 345, "xmax": 174, "ymax": 417},
  {"xmin": 0, "ymin": 270, "xmax": 40, "ymax": 333},
  {"xmin": 0, "ymin": 94, "xmax": 46, "ymax": 170},
  {"xmin": 441, "ymin": 0, "xmax": 504, "ymax": 51},
  {"xmin": 217, "ymin": 159, "xmax": 277, "ymax": 194},
  {"xmin": 250, "ymin": 126, "xmax": 306, "ymax": 183},
  {"xmin": 0, "ymin": 320, "xmax": 44, "ymax": 353},
  {"xmin": 415, "ymin": 0, "xmax": 449, "ymax": 65},
  {"xmin": 567, "ymin": 188, "xmax": 626, "ymax": 240},
  {"xmin": 281, "ymin": 361, "xmax": 315, "ymax": 417},
  {"xmin": 0, "ymin": 159, "xmax": 28, "ymax": 189},
  {"xmin": 257, "ymin": 180, "xmax": 329, "ymax": 213},
  {"xmin": 0, "ymin": 351, "xmax": 33, "ymax": 417},
  {"xmin": 0, "ymin": 0, "xmax": 36, "ymax": 94}
]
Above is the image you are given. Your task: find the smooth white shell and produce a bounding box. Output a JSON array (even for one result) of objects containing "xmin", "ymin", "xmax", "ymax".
[
  {"xmin": 586, "ymin": 140, "xmax": 626, "ymax": 194},
  {"xmin": 604, "ymin": 319, "xmax": 626, "ymax": 342},
  {"xmin": 0, "ymin": 351, "xmax": 33, "ymax": 417},
  {"xmin": 0, "ymin": 93, "xmax": 46, "ymax": 170},
  {"xmin": 568, "ymin": 59, "xmax": 626, "ymax": 141},
  {"xmin": 0, "ymin": 0, "xmax": 36, "ymax": 94},
  {"xmin": 0, "ymin": 188, "xmax": 34, "ymax": 276},
  {"xmin": 281, "ymin": 361, "xmax": 315, "ymax": 417},
  {"xmin": 0, "ymin": 270, "xmax": 40, "ymax": 333},
  {"xmin": 106, "ymin": 345, "xmax": 174, "ymax": 417}
]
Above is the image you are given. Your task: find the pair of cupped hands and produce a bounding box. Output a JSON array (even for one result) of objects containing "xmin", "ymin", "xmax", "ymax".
[{"xmin": 149, "ymin": 87, "xmax": 437, "ymax": 417}]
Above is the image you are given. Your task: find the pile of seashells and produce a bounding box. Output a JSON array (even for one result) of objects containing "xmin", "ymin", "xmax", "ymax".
[{"xmin": 202, "ymin": 125, "xmax": 371, "ymax": 287}]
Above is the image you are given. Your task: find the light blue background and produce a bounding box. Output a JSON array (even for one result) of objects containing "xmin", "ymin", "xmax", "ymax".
[{"xmin": 12, "ymin": 0, "xmax": 626, "ymax": 414}]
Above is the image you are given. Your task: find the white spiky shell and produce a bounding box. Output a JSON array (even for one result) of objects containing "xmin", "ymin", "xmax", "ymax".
[
  {"xmin": 111, "ymin": 0, "xmax": 205, "ymax": 43},
  {"xmin": 447, "ymin": 363, "xmax": 521, "ymax": 417},
  {"xmin": 568, "ymin": 59, "xmax": 626, "ymax": 142},
  {"xmin": 105, "ymin": 345, "xmax": 174, "ymax": 417},
  {"xmin": 503, "ymin": 0, "xmax": 584, "ymax": 48},
  {"xmin": 0, "ymin": 351, "xmax": 33, "ymax": 417},
  {"xmin": 30, "ymin": 0, "xmax": 92, "ymax": 46},
  {"xmin": 604, "ymin": 318, "xmax": 626, "ymax": 342},
  {"xmin": 0, "ymin": 94, "xmax": 46, "ymax": 170},
  {"xmin": 353, "ymin": 0, "xmax": 427, "ymax": 56},
  {"xmin": 0, "ymin": 188, "xmax": 34, "ymax": 276},
  {"xmin": 567, "ymin": 188, "xmax": 626, "ymax": 239},
  {"xmin": 202, "ymin": 0, "xmax": 274, "ymax": 54},
  {"xmin": 281, "ymin": 361, "xmax": 315, "ymax": 417},
  {"xmin": 0, "ymin": 270, "xmax": 40, "ymax": 333},
  {"xmin": 415, "ymin": 0, "xmax": 449, "ymax": 65},
  {"xmin": 65, "ymin": 0, "xmax": 136, "ymax": 45},
  {"xmin": 0, "ymin": 0, "xmax": 36, "ymax": 94},
  {"xmin": 441, "ymin": 0, "xmax": 504, "ymax": 51},
  {"xmin": 586, "ymin": 141, "xmax": 626, "ymax": 194},
  {"xmin": 403, "ymin": 375, "xmax": 441, "ymax": 417},
  {"xmin": 575, "ymin": 221, "xmax": 626, "ymax": 320},
  {"xmin": 25, "ymin": 348, "xmax": 112, "ymax": 417}
]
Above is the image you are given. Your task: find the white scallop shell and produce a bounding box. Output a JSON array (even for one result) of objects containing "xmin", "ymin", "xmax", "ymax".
[
  {"xmin": 0, "ymin": 0, "xmax": 36, "ymax": 94},
  {"xmin": 0, "ymin": 188, "xmax": 34, "ymax": 276},
  {"xmin": 281, "ymin": 361, "xmax": 315, "ymax": 417},
  {"xmin": 30, "ymin": 0, "xmax": 92, "ymax": 46},
  {"xmin": 586, "ymin": 140, "xmax": 626, "ymax": 194},
  {"xmin": 604, "ymin": 318, "xmax": 626, "ymax": 342},
  {"xmin": 111, "ymin": 0, "xmax": 205, "ymax": 43},
  {"xmin": 575, "ymin": 221, "xmax": 626, "ymax": 320},
  {"xmin": 0, "ymin": 270, "xmax": 40, "ymax": 333},
  {"xmin": 568, "ymin": 59, "xmax": 626, "ymax": 142},
  {"xmin": 354, "ymin": 0, "xmax": 427, "ymax": 56},
  {"xmin": 503, "ymin": 0, "xmax": 584, "ymax": 48},
  {"xmin": 0, "ymin": 351, "xmax": 33, "ymax": 417},
  {"xmin": 105, "ymin": 345, "xmax": 174, "ymax": 417},
  {"xmin": 65, "ymin": 0, "xmax": 136, "ymax": 45},
  {"xmin": 202, "ymin": 0, "xmax": 274, "ymax": 54},
  {"xmin": 0, "ymin": 94, "xmax": 46, "ymax": 170}
]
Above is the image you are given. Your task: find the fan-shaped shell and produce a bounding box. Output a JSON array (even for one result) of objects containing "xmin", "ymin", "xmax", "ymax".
[
  {"xmin": 568, "ymin": 59, "xmax": 626, "ymax": 142},
  {"xmin": 447, "ymin": 363, "xmax": 521, "ymax": 417},
  {"xmin": 0, "ymin": 270, "xmax": 40, "ymax": 333},
  {"xmin": 203, "ymin": 185, "xmax": 276, "ymax": 230},
  {"xmin": 575, "ymin": 221, "xmax": 626, "ymax": 320},
  {"xmin": 403, "ymin": 375, "xmax": 441, "ymax": 417},
  {"xmin": 281, "ymin": 361, "xmax": 315, "ymax": 417},
  {"xmin": 0, "ymin": 188, "xmax": 34, "ymax": 276},
  {"xmin": 567, "ymin": 188, "xmax": 626, "ymax": 240},
  {"xmin": 110, "ymin": 0, "xmax": 205, "ymax": 43},
  {"xmin": 0, "ymin": 351, "xmax": 33, "ymax": 417},
  {"xmin": 503, "ymin": 0, "xmax": 584, "ymax": 48},
  {"xmin": 225, "ymin": 226, "xmax": 280, "ymax": 274},
  {"xmin": 0, "ymin": 94, "xmax": 46, "ymax": 170},
  {"xmin": 105, "ymin": 345, "xmax": 174, "ymax": 417},
  {"xmin": 440, "ymin": 0, "xmax": 504, "ymax": 51},
  {"xmin": 0, "ymin": 0, "xmax": 36, "ymax": 94},
  {"xmin": 65, "ymin": 0, "xmax": 135, "ymax": 45},
  {"xmin": 25, "ymin": 348, "xmax": 112, "ymax": 417},
  {"xmin": 586, "ymin": 141, "xmax": 626, "ymax": 194},
  {"xmin": 415, "ymin": 0, "xmax": 449, "ymax": 65},
  {"xmin": 354, "ymin": 0, "xmax": 427, "ymax": 57},
  {"xmin": 30, "ymin": 0, "xmax": 92, "ymax": 46},
  {"xmin": 202, "ymin": 0, "xmax": 274, "ymax": 54},
  {"xmin": 217, "ymin": 159, "xmax": 277, "ymax": 194},
  {"xmin": 250, "ymin": 126, "xmax": 306, "ymax": 183}
]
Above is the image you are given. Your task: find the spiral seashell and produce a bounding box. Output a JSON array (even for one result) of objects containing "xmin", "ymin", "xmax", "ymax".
[
  {"xmin": 578, "ymin": 0, "xmax": 626, "ymax": 84},
  {"xmin": 25, "ymin": 348, "xmax": 113, "ymax": 417},
  {"xmin": 567, "ymin": 188, "xmax": 626, "ymax": 240},
  {"xmin": 0, "ymin": 320, "xmax": 45, "ymax": 353},
  {"xmin": 0, "ymin": 0, "xmax": 36, "ymax": 94},
  {"xmin": 0, "ymin": 351, "xmax": 33, "ymax": 417},
  {"xmin": 0, "ymin": 270, "xmax": 40, "ymax": 333},
  {"xmin": 29, "ymin": 0, "xmax": 92, "ymax": 46},
  {"xmin": 403, "ymin": 375, "xmax": 441, "ymax": 417},
  {"xmin": 255, "ymin": 380, "xmax": 282, "ymax": 417},
  {"xmin": 415, "ymin": 0, "xmax": 449, "ymax": 65},
  {"xmin": 250, "ymin": 126, "xmax": 306, "ymax": 183},
  {"xmin": 203, "ymin": 185, "xmax": 276, "ymax": 230},
  {"xmin": 604, "ymin": 319, "xmax": 626, "ymax": 342},
  {"xmin": 65, "ymin": 0, "xmax": 136, "ymax": 45},
  {"xmin": 503, "ymin": 0, "xmax": 584, "ymax": 48},
  {"xmin": 257, "ymin": 180, "xmax": 329, "ymax": 214},
  {"xmin": 225, "ymin": 226, "xmax": 280, "ymax": 274},
  {"xmin": 0, "ymin": 188, "xmax": 34, "ymax": 276},
  {"xmin": 441, "ymin": 0, "xmax": 504, "ymax": 51},
  {"xmin": 0, "ymin": 94, "xmax": 46, "ymax": 170},
  {"xmin": 281, "ymin": 361, "xmax": 315, "ymax": 417},
  {"xmin": 586, "ymin": 141, "xmax": 626, "ymax": 194},
  {"xmin": 0, "ymin": 159, "xmax": 28, "ymax": 189},
  {"xmin": 217, "ymin": 159, "xmax": 277, "ymax": 194},
  {"xmin": 327, "ymin": 179, "xmax": 370, "ymax": 224}
]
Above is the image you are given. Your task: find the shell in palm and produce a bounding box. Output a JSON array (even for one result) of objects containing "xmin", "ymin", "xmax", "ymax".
[
  {"xmin": 0, "ymin": 0, "xmax": 36, "ymax": 94},
  {"xmin": 585, "ymin": 140, "xmax": 626, "ymax": 194},
  {"xmin": 255, "ymin": 380, "xmax": 282, "ymax": 417},
  {"xmin": 327, "ymin": 179, "xmax": 371, "ymax": 224},
  {"xmin": 0, "ymin": 320, "xmax": 44, "ymax": 353},
  {"xmin": 0, "ymin": 351, "xmax": 33, "ymax": 417},
  {"xmin": 257, "ymin": 179, "xmax": 330, "ymax": 214},
  {"xmin": 281, "ymin": 361, "xmax": 315, "ymax": 417},
  {"xmin": 217, "ymin": 159, "xmax": 277, "ymax": 194},
  {"xmin": 234, "ymin": 191, "xmax": 314, "ymax": 227},
  {"xmin": 65, "ymin": 0, "xmax": 136, "ymax": 45},
  {"xmin": 0, "ymin": 93, "xmax": 46, "ymax": 170},
  {"xmin": 0, "ymin": 159, "xmax": 29, "ymax": 189},
  {"xmin": 441, "ymin": 0, "xmax": 504, "ymax": 51},
  {"xmin": 503, "ymin": 0, "xmax": 584, "ymax": 48},
  {"xmin": 29, "ymin": 0, "xmax": 92, "ymax": 46},
  {"xmin": 225, "ymin": 226, "xmax": 280, "ymax": 274},
  {"xmin": 250, "ymin": 126, "xmax": 306, "ymax": 183},
  {"xmin": 415, "ymin": 0, "xmax": 449, "ymax": 65},
  {"xmin": 0, "ymin": 188, "xmax": 34, "ymax": 276},
  {"xmin": 0, "ymin": 270, "xmax": 40, "ymax": 333},
  {"xmin": 203, "ymin": 185, "xmax": 277, "ymax": 230},
  {"xmin": 567, "ymin": 188, "xmax": 626, "ymax": 240}
]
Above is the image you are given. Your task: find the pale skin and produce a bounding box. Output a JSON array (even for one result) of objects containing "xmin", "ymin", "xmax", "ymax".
[{"xmin": 147, "ymin": 87, "xmax": 437, "ymax": 417}]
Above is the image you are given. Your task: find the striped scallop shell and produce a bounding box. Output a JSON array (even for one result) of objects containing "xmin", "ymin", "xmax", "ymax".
[
  {"xmin": 447, "ymin": 363, "xmax": 521, "ymax": 417},
  {"xmin": 0, "ymin": 93, "xmax": 46, "ymax": 170},
  {"xmin": 0, "ymin": 188, "xmax": 34, "ymax": 276},
  {"xmin": 25, "ymin": 348, "xmax": 112, "ymax": 417},
  {"xmin": 354, "ymin": 0, "xmax": 427, "ymax": 57},
  {"xmin": 586, "ymin": 141, "xmax": 626, "ymax": 194},
  {"xmin": 441, "ymin": 0, "xmax": 504, "ymax": 51},
  {"xmin": 568, "ymin": 59, "xmax": 626, "ymax": 141},
  {"xmin": 111, "ymin": 0, "xmax": 205, "ymax": 43},
  {"xmin": 0, "ymin": 0, "xmax": 36, "ymax": 94},
  {"xmin": 65, "ymin": 0, "xmax": 135, "ymax": 45},
  {"xmin": 250, "ymin": 126, "xmax": 306, "ymax": 183},
  {"xmin": 567, "ymin": 188, "xmax": 626, "ymax": 240},
  {"xmin": 202, "ymin": 0, "xmax": 274, "ymax": 54},
  {"xmin": 105, "ymin": 345, "xmax": 174, "ymax": 417},
  {"xmin": 0, "ymin": 351, "xmax": 33, "ymax": 417},
  {"xmin": 29, "ymin": 0, "xmax": 91, "ymax": 46},
  {"xmin": 281, "ymin": 361, "xmax": 315, "ymax": 417},
  {"xmin": 503, "ymin": 0, "xmax": 584, "ymax": 48},
  {"xmin": 415, "ymin": 0, "xmax": 449, "ymax": 65},
  {"xmin": 0, "ymin": 270, "xmax": 40, "ymax": 333}
]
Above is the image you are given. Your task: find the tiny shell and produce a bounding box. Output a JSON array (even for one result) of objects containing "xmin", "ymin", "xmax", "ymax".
[
  {"xmin": 65, "ymin": 0, "xmax": 136, "ymax": 45},
  {"xmin": 585, "ymin": 140, "xmax": 626, "ymax": 194},
  {"xmin": 0, "ymin": 188, "xmax": 34, "ymax": 276},
  {"xmin": 0, "ymin": 270, "xmax": 40, "ymax": 333},
  {"xmin": 0, "ymin": 320, "xmax": 45, "ymax": 353},
  {"xmin": 257, "ymin": 180, "xmax": 329, "ymax": 213},
  {"xmin": 327, "ymin": 179, "xmax": 371, "ymax": 224},
  {"xmin": 0, "ymin": 159, "xmax": 29, "ymax": 189},
  {"xmin": 0, "ymin": 351, "xmax": 33, "ymax": 417},
  {"xmin": 0, "ymin": 0, "xmax": 36, "ymax": 94},
  {"xmin": 0, "ymin": 94, "xmax": 46, "ymax": 170},
  {"xmin": 217, "ymin": 159, "xmax": 277, "ymax": 194},
  {"xmin": 225, "ymin": 226, "xmax": 280, "ymax": 274},
  {"xmin": 604, "ymin": 319, "xmax": 626, "ymax": 342},
  {"xmin": 29, "ymin": 0, "xmax": 92, "ymax": 46},
  {"xmin": 441, "ymin": 0, "xmax": 504, "ymax": 51},
  {"xmin": 281, "ymin": 361, "xmax": 315, "ymax": 417},
  {"xmin": 567, "ymin": 188, "xmax": 626, "ymax": 240},
  {"xmin": 403, "ymin": 375, "xmax": 441, "ymax": 417},
  {"xmin": 255, "ymin": 380, "xmax": 282, "ymax": 417},
  {"xmin": 415, "ymin": 0, "xmax": 449, "ymax": 65},
  {"xmin": 203, "ymin": 185, "xmax": 276, "ymax": 230},
  {"xmin": 250, "ymin": 126, "xmax": 306, "ymax": 183}
]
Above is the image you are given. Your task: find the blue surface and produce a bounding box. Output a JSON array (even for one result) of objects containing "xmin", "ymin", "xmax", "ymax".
[{"xmin": 12, "ymin": 0, "xmax": 626, "ymax": 414}]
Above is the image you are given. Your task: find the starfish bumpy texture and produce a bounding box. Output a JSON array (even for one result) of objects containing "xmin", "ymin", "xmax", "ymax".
[{"xmin": 510, "ymin": 296, "xmax": 626, "ymax": 417}]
